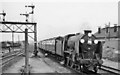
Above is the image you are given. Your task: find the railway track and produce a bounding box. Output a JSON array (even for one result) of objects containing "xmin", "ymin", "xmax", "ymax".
[
  {"xmin": 1, "ymin": 50, "xmax": 22, "ymax": 60},
  {"xmin": 2, "ymin": 49, "xmax": 21, "ymax": 57},
  {"xmin": 61, "ymin": 58, "xmax": 120, "ymax": 75},
  {"xmin": 100, "ymin": 65, "xmax": 120, "ymax": 75},
  {"xmin": 39, "ymin": 49, "xmax": 98, "ymax": 75},
  {"xmin": 39, "ymin": 49, "xmax": 119, "ymax": 75},
  {"xmin": 55, "ymin": 57, "xmax": 100, "ymax": 75},
  {"xmin": 1, "ymin": 50, "xmax": 24, "ymax": 70},
  {"xmin": 38, "ymin": 50, "xmax": 78, "ymax": 74}
]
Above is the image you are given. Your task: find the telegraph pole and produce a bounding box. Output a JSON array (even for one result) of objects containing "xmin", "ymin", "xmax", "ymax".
[
  {"xmin": 34, "ymin": 24, "xmax": 37, "ymax": 56},
  {"xmin": 108, "ymin": 22, "xmax": 110, "ymax": 41},
  {"xmin": 12, "ymin": 25, "xmax": 14, "ymax": 51},
  {"xmin": 25, "ymin": 28, "xmax": 29, "ymax": 74}
]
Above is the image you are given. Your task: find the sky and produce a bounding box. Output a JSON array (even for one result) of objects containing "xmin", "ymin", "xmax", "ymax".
[{"xmin": 0, "ymin": 0, "xmax": 119, "ymax": 42}]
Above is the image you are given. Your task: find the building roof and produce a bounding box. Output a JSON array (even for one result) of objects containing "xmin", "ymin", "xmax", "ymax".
[{"xmin": 94, "ymin": 26, "xmax": 120, "ymax": 39}]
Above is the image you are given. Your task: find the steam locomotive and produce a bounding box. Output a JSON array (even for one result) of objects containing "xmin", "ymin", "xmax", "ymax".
[{"xmin": 38, "ymin": 30, "xmax": 103, "ymax": 73}]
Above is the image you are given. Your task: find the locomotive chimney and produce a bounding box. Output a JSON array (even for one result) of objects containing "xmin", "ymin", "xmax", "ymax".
[
  {"xmin": 84, "ymin": 30, "xmax": 92, "ymax": 35},
  {"xmin": 114, "ymin": 24, "xmax": 117, "ymax": 32}
]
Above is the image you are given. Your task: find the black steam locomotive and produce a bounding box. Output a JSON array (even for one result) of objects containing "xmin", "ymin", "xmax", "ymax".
[{"xmin": 38, "ymin": 30, "xmax": 103, "ymax": 73}]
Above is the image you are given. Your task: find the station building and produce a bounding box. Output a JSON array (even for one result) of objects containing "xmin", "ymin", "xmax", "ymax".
[{"xmin": 94, "ymin": 24, "xmax": 120, "ymax": 52}]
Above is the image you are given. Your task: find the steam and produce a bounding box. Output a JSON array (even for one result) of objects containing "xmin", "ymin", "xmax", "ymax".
[{"xmin": 79, "ymin": 22, "xmax": 91, "ymax": 33}]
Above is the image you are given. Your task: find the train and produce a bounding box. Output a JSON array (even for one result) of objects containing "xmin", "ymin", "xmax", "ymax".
[
  {"xmin": 38, "ymin": 30, "xmax": 103, "ymax": 73},
  {"xmin": 1, "ymin": 41, "xmax": 21, "ymax": 49}
]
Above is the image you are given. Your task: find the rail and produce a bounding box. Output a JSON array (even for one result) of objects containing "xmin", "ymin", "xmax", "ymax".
[
  {"xmin": 1, "ymin": 50, "xmax": 22, "ymax": 60},
  {"xmin": 100, "ymin": 65, "xmax": 120, "ymax": 74},
  {"xmin": 1, "ymin": 51, "xmax": 24, "ymax": 68}
]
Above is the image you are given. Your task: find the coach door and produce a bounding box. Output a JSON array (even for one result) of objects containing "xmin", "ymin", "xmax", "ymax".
[{"xmin": 56, "ymin": 40, "xmax": 62, "ymax": 56}]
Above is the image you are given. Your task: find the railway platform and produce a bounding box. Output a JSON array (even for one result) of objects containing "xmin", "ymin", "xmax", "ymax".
[{"xmin": 2, "ymin": 52, "xmax": 56, "ymax": 73}]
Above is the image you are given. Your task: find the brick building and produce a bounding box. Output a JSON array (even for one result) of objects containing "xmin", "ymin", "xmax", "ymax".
[{"xmin": 94, "ymin": 25, "xmax": 120, "ymax": 51}]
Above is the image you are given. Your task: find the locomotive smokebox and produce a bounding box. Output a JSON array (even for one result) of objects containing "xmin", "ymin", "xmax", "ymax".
[{"xmin": 84, "ymin": 30, "xmax": 92, "ymax": 35}]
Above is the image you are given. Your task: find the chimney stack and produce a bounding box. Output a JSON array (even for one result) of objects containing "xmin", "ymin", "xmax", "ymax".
[
  {"xmin": 98, "ymin": 26, "xmax": 101, "ymax": 33},
  {"xmin": 114, "ymin": 24, "xmax": 117, "ymax": 32}
]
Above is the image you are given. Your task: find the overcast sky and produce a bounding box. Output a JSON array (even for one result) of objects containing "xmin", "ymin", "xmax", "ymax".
[{"xmin": 0, "ymin": 0, "xmax": 118, "ymax": 42}]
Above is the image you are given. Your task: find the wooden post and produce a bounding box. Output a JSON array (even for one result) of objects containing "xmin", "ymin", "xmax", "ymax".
[{"xmin": 25, "ymin": 28, "xmax": 29, "ymax": 74}]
